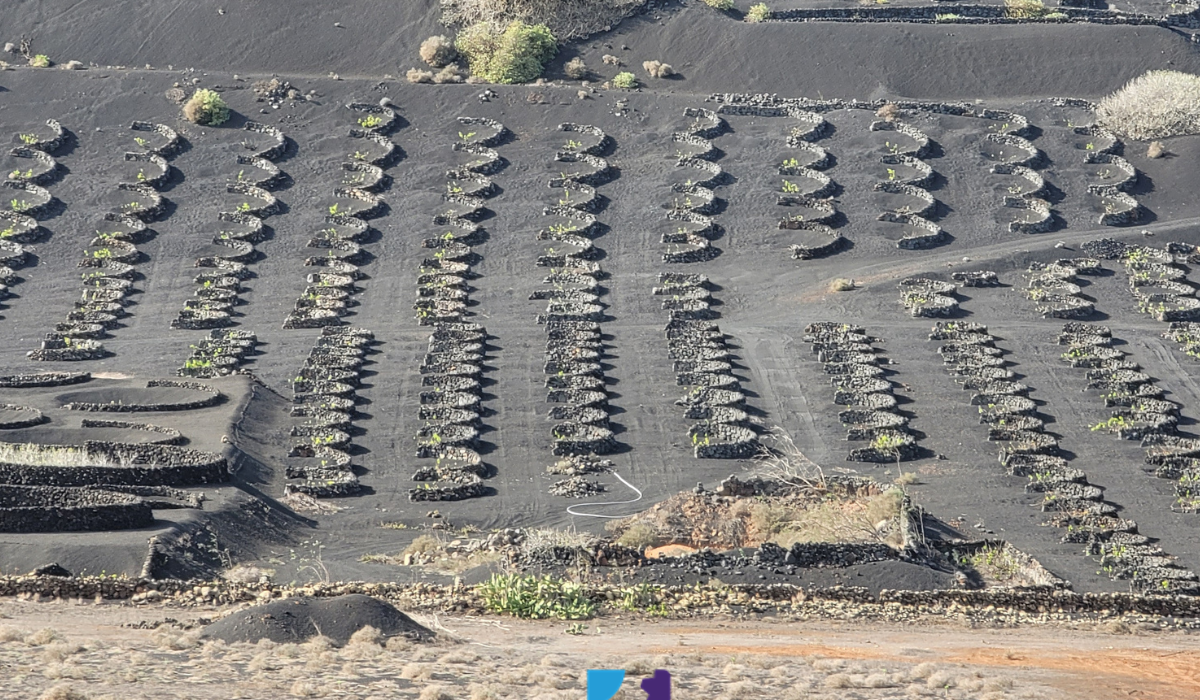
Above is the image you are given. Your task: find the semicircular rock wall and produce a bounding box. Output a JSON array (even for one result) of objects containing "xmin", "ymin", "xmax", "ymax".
[
  {"xmin": 409, "ymin": 117, "xmax": 510, "ymax": 502},
  {"xmin": 927, "ymin": 319, "xmax": 1198, "ymax": 594},
  {"xmin": 529, "ymin": 123, "xmax": 624, "ymax": 495},
  {"xmin": 30, "ymin": 122, "xmax": 184, "ymax": 362}
]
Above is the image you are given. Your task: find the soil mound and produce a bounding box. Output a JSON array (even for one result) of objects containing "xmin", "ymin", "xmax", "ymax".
[{"xmin": 200, "ymin": 594, "xmax": 434, "ymax": 646}]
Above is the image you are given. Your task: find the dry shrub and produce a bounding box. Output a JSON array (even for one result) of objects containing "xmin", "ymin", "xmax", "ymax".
[
  {"xmin": 347, "ymin": 626, "xmax": 383, "ymax": 647},
  {"xmin": 746, "ymin": 3, "xmax": 771, "ymax": 22},
  {"xmin": 39, "ymin": 685, "xmax": 88, "ymax": 700},
  {"xmin": 926, "ymin": 670, "xmax": 955, "ymax": 689},
  {"xmin": 435, "ymin": 64, "xmax": 467, "ymax": 84},
  {"xmin": 1098, "ymin": 70, "xmax": 1200, "ymax": 140},
  {"xmin": 26, "ymin": 628, "xmax": 63, "ymax": 646},
  {"xmin": 421, "ymin": 35, "xmax": 458, "ymax": 67},
  {"xmin": 289, "ymin": 680, "xmax": 321, "ymax": 697},
  {"xmin": 468, "ymin": 683, "xmax": 502, "ymax": 700},
  {"xmin": 407, "ymin": 68, "xmax": 435, "ymax": 84},
  {"xmin": 609, "ymin": 521, "xmax": 662, "ymax": 550},
  {"xmin": 602, "ymin": 54, "xmax": 622, "ymax": 66},
  {"xmin": 722, "ymin": 663, "xmax": 747, "ymax": 680},
  {"xmin": 385, "ymin": 635, "xmax": 413, "ymax": 652},
  {"xmin": 908, "ymin": 662, "xmax": 938, "ymax": 680},
  {"xmin": 1004, "ymin": 0, "xmax": 1050, "ymax": 18},
  {"xmin": 876, "ymin": 102, "xmax": 900, "ymax": 122},
  {"xmin": 723, "ymin": 681, "xmax": 757, "ymax": 699},
  {"xmin": 829, "ymin": 278, "xmax": 855, "ymax": 292},
  {"xmin": 642, "ymin": 60, "xmax": 674, "ymax": 79},
  {"xmin": 1147, "ymin": 140, "xmax": 1166, "ymax": 158},
  {"xmin": 0, "ymin": 626, "xmax": 26, "ymax": 643},
  {"xmin": 402, "ymin": 662, "xmax": 434, "ymax": 680},
  {"xmin": 420, "ymin": 686, "xmax": 453, "ymax": 700},
  {"xmin": 823, "ymin": 673, "xmax": 852, "ymax": 689},
  {"xmin": 222, "ymin": 563, "xmax": 274, "ymax": 584},
  {"xmin": 441, "ymin": 649, "xmax": 481, "ymax": 664},
  {"xmin": 565, "ymin": 56, "xmax": 589, "ymax": 79},
  {"xmin": 894, "ymin": 471, "xmax": 918, "ymax": 485},
  {"xmin": 441, "ymin": 0, "xmax": 645, "ymax": 41}
]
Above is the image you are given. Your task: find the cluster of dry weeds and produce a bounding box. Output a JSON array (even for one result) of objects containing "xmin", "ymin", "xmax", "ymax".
[{"xmin": 0, "ymin": 618, "xmax": 1047, "ymax": 700}]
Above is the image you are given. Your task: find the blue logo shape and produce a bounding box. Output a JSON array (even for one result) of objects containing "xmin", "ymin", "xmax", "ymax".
[{"xmin": 587, "ymin": 669, "xmax": 626, "ymax": 700}]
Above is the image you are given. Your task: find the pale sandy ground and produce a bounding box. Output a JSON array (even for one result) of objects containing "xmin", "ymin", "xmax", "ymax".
[{"xmin": 1, "ymin": 598, "xmax": 1199, "ymax": 700}]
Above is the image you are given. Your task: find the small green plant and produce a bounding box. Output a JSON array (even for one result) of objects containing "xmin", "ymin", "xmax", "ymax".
[
  {"xmin": 28, "ymin": 54, "xmax": 50, "ymax": 68},
  {"xmin": 328, "ymin": 203, "xmax": 341, "ymax": 215},
  {"xmin": 935, "ymin": 12, "xmax": 962, "ymax": 21},
  {"xmin": 477, "ymin": 573, "xmax": 595, "ymax": 620},
  {"xmin": 781, "ymin": 179, "xmax": 800, "ymax": 194},
  {"xmin": 236, "ymin": 202, "xmax": 252, "ymax": 213},
  {"xmin": 564, "ymin": 139, "xmax": 583, "ymax": 150},
  {"xmin": 9, "ymin": 199, "xmax": 31, "ymax": 212},
  {"xmin": 18, "ymin": 134, "xmax": 37, "ymax": 145},
  {"xmin": 611, "ymin": 72, "xmax": 638, "ymax": 89},
  {"xmin": 357, "ymin": 114, "xmax": 384, "ymax": 129},
  {"xmin": 183, "ymin": 88, "xmax": 230, "ymax": 126},
  {"xmin": 701, "ymin": 0, "xmax": 735, "ymax": 9},
  {"xmin": 746, "ymin": 3, "xmax": 771, "ymax": 22}
]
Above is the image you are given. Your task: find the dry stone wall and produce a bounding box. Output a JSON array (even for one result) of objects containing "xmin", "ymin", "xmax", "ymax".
[
  {"xmin": 928, "ymin": 320, "xmax": 1198, "ymax": 594},
  {"xmin": 409, "ymin": 117, "xmax": 510, "ymax": 502},
  {"xmin": 30, "ymin": 122, "xmax": 183, "ymax": 361},
  {"xmin": 535, "ymin": 124, "xmax": 621, "ymax": 481},
  {"xmin": 285, "ymin": 327, "xmax": 374, "ymax": 497},
  {"xmin": 803, "ymin": 323, "xmax": 920, "ymax": 462},
  {"xmin": 283, "ymin": 104, "xmax": 400, "ymax": 329},
  {"xmin": 2, "ymin": 119, "xmax": 68, "ymax": 316}
]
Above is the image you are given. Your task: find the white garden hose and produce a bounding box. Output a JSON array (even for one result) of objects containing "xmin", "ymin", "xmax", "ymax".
[{"xmin": 566, "ymin": 471, "xmax": 642, "ymax": 518}]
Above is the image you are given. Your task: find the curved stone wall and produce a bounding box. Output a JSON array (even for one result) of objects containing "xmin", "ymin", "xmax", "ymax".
[
  {"xmin": 408, "ymin": 118, "xmax": 508, "ymax": 502},
  {"xmin": 0, "ymin": 485, "xmax": 153, "ymax": 533},
  {"xmin": 928, "ymin": 320, "xmax": 1198, "ymax": 594},
  {"xmin": 805, "ymin": 323, "xmax": 920, "ymax": 462},
  {"xmin": 1025, "ymin": 258, "xmax": 1102, "ymax": 318},
  {"xmin": 285, "ymin": 327, "xmax": 374, "ymax": 497},
  {"xmin": 32, "ymin": 121, "xmax": 183, "ymax": 361}
]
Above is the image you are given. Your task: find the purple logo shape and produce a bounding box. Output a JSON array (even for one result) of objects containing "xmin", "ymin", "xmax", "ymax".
[{"xmin": 640, "ymin": 669, "xmax": 671, "ymax": 700}]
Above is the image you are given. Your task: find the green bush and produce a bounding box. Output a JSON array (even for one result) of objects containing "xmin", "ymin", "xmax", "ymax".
[
  {"xmin": 183, "ymin": 88, "xmax": 230, "ymax": 126},
  {"xmin": 612, "ymin": 71, "xmax": 638, "ymax": 89},
  {"xmin": 702, "ymin": 0, "xmax": 735, "ymax": 9},
  {"xmin": 746, "ymin": 3, "xmax": 771, "ymax": 22},
  {"xmin": 28, "ymin": 54, "xmax": 51, "ymax": 68},
  {"xmin": 456, "ymin": 20, "xmax": 557, "ymax": 84},
  {"xmin": 477, "ymin": 573, "xmax": 595, "ymax": 619}
]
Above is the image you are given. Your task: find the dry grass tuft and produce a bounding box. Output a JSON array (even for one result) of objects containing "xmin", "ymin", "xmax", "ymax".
[
  {"xmin": 609, "ymin": 520, "xmax": 663, "ymax": 550},
  {"xmin": 420, "ymin": 685, "xmax": 453, "ymax": 700},
  {"xmin": 402, "ymin": 662, "xmax": 434, "ymax": 680},
  {"xmin": 1147, "ymin": 140, "xmax": 1166, "ymax": 158},
  {"xmin": 221, "ymin": 563, "xmax": 274, "ymax": 584},
  {"xmin": 38, "ymin": 685, "xmax": 88, "ymax": 700},
  {"xmin": 1097, "ymin": 70, "xmax": 1200, "ymax": 140},
  {"xmin": 421, "ymin": 35, "xmax": 458, "ymax": 67},
  {"xmin": 642, "ymin": 60, "xmax": 674, "ymax": 79},
  {"xmin": 829, "ymin": 278, "xmax": 855, "ymax": 292},
  {"xmin": 407, "ymin": 68, "xmax": 436, "ymax": 84},
  {"xmin": 26, "ymin": 628, "xmax": 64, "ymax": 647},
  {"xmin": 823, "ymin": 672, "xmax": 852, "ymax": 688},
  {"xmin": 468, "ymin": 683, "xmax": 502, "ymax": 700},
  {"xmin": 894, "ymin": 471, "xmax": 919, "ymax": 486},
  {"xmin": 347, "ymin": 626, "xmax": 384, "ymax": 647},
  {"xmin": 289, "ymin": 680, "xmax": 321, "ymax": 697},
  {"xmin": 435, "ymin": 64, "xmax": 467, "ymax": 84},
  {"xmin": 0, "ymin": 626, "xmax": 27, "ymax": 643}
]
